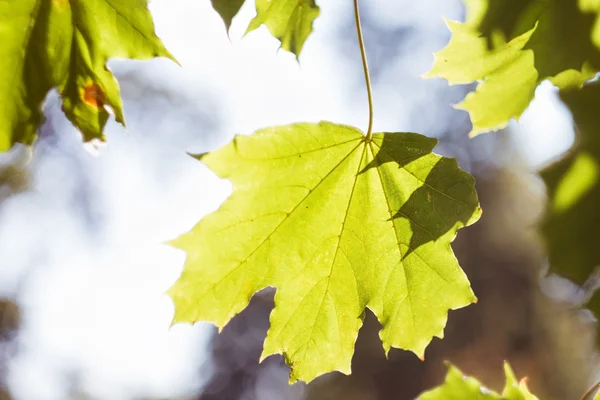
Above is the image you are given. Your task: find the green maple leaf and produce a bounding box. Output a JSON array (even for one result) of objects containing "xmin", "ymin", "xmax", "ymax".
[
  {"xmin": 542, "ymin": 83, "xmax": 600, "ymax": 286},
  {"xmin": 246, "ymin": 0, "xmax": 319, "ymax": 57},
  {"xmin": 168, "ymin": 121, "xmax": 481, "ymax": 382},
  {"xmin": 424, "ymin": 20, "xmax": 538, "ymax": 136},
  {"xmin": 426, "ymin": 0, "xmax": 600, "ymax": 136},
  {"xmin": 209, "ymin": 0, "xmax": 319, "ymax": 57},
  {"xmin": 0, "ymin": 0, "xmax": 175, "ymax": 151},
  {"xmin": 418, "ymin": 362, "xmax": 539, "ymax": 400}
]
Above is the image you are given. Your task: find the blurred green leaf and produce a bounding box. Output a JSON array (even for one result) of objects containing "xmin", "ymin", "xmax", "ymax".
[
  {"xmin": 0, "ymin": 0, "xmax": 175, "ymax": 151},
  {"xmin": 418, "ymin": 362, "xmax": 539, "ymax": 400},
  {"xmin": 168, "ymin": 121, "xmax": 481, "ymax": 383},
  {"xmin": 542, "ymin": 83, "xmax": 600, "ymax": 286}
]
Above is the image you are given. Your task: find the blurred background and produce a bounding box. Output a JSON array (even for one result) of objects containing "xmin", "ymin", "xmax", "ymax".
[{"xmin": 0, "ymin": 0, "xmax": 596, "ymax": 399}]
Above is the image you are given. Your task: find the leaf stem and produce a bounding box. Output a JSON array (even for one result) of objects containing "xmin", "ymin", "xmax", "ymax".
[
  {"xmin": 579, "ymin": 380, "xmax": 600, "ymax": 400},
  {"xmin": 353, "ymin": 0, "xmax": 374, "ymax": 141}
]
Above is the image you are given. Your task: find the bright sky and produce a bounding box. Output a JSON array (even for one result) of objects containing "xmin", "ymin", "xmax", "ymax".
[{"xmin": 0, "ymin": 1, "xmax": 576, "ymax": 399}]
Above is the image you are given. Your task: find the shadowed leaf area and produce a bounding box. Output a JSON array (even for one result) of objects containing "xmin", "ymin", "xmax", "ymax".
[
  {"xmin": 542, "ymin": 83, "xmax": 600, "ymax": 286},
  {"xmin": 0, "ymin": 0, "xmax": 175, "ymax": 151},
  {"xmin": 417, "ymin": 362, "xmax": 539, "ymax": 399},
  {"xmin": 425, "ymin": 0, "xmax": 600, "ymax": 136},
  {"xmin": 168, "ymin": 121, "xmax": 481, "ymax": 383}
]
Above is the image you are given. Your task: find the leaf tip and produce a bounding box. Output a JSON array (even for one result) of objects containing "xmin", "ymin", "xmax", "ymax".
[
  {"xmin": 164, "ymin": 51, "xmax": 181, "ymax": 67},
  {"xmin": 420, "ymin": 70, "xmax": 434, "ymax": 80},
  {"xmin": 187, "ymin": 151, "xmax": 209, "ymax": 161}
]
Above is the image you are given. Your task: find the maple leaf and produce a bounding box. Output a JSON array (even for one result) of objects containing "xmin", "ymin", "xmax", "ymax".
[
  {"xmin": 168, "ymin": 121, "xmax": 481, "ymax": 382},
  {"xmin": 542, "ymin": 83, "xmax": 600, "ymax": 286},
  {"xmin": 425, "ymin": 0, "xmax": 600, "ymax": 136},
  {"xmin": 0, "ymin": 0, "xmax": 175, "ymax": 151},
  {"xmin": 424, "ymin": 20, "xmax": 538, "ymax": 136},
  {"xmin": 209, "ymin": 0, "xmax": 319, "ymax": 57},
  {"xmin": 246, "ymin": 0, "xmax": 319, "ymax": 57},
  {"xmin": 418, "ymin": 362, "xmax": 539, "ymax": 400}
]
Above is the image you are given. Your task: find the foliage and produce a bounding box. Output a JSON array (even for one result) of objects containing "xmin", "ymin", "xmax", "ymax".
[
  {"xmin": 424, "ymin": 20, "xmax": 538, "ymax": 136},
  {"xmin": 168, "ymin": 122, "xmax": 480, "ymax": 382},
  {"xmin": 426, "ymin": 0, "xmax": 600, "ymax": 135},
  {"xmin": 210, "ymin": 0, "xmax": 319, "ymax": 57},
  {"xmin": 1, "ymin": 0, "xmax": 600, "ymax": 395},
  {"xmin": 418, "ymin": 362, "xmax": 539, "ymax": 400},
  {"xmin": 429, "ymin": 2, "xmax": 600, "ymax": 342},
  {"xmin": 0, "ymin": 0, "xmax": 175, "ymax": 151},
  {"xmin": 541, "ymin": 83, "xmax": 600, "ymax": 286}
]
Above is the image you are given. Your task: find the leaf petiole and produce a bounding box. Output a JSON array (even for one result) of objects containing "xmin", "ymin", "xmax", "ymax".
[{"xmin": 353, "ymin": 0, "xmax": 374, "ymax": 142}]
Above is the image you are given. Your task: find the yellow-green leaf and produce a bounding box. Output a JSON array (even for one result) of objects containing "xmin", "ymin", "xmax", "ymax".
[
  {"xmin": 209, "ymin": 0, "xmax": 319, "ymax": 58},
  {"xmin": 418, "ymin": 362, "xmax": 539, "ymax": 400},
  {"xmin": 168, "ymin": 121, "xmax": 481, "ymax": 383},
  {"xmin": 424, "ymin": 20, "xmax": 538, "ymax": 136},
  {"xmin": 246, "ymin": 0, "xmax": 319, "ymax": 57},
  {"xmin": 462, "ymin": 0, "xmax": 535, "ymax": 39},
  {"xmin": 0, "ymin": 0, "xmax": 175, "ymax": 151},
  {"xmin": 426, "ymin": 0, "xmax": 600, "ymax": 136}
]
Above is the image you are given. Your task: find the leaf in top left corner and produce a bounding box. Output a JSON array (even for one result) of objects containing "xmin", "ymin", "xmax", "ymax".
[{"xmin": 0, "ymin": 0, "xmax": 176, "ymax": 151}]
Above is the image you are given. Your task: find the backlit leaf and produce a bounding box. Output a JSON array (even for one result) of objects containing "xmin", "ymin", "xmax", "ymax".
[
  {"xmin": 246, "ymin": 0, "xmax": 319, "ymax": 57},
  {"xmin": 0, "ymin": 0, "xmax": 175, "ymax": 151},
  {"xmin": 209, "ymin": 0, "xmax": 319, "ymax": 58},
  {"xmin": 418, "ymin": 362, "xmax": 539, "ymax": 400},
  {"xmin": 425, "ymin": 0, "xmax": 600, "ymax": 136},
  {"xmin": 168, "ymin": 121, "xmax": 481, "ymax": 383},
  {"xmin": 424, "ymin": 20, "xmax": 538, "ymax": 136}
]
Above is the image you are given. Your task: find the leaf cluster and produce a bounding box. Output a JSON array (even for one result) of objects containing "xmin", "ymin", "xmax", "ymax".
[{"xmin": 2, "ymin": 0, "xmax": 599, "ymax": 395}]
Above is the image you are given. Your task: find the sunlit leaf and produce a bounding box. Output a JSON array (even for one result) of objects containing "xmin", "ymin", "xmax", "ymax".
[
  {"xmin": 0, "ymin": 0, "xmax": 176, "ymax": 151},
  {"xmin": 418, "ymin": 362, "xmax": 539, "ymax": 400},
  {"xmin": 424, "ymin": 20, "xmax": 538, "ymax": 136},
  {"xmin": 168, "ymin": 121, "xmax": 481, "ymax": 383},
  {"xmin": 246, "ymin": 0, "xmax": 319, "ymax": 57},
  {"xmin": 209, "ymin": 0, "xmax": 319, "ymax": 58},
  {"xmin": 425, "ymin": 0, "xmax": 600, "ymax": 136}
]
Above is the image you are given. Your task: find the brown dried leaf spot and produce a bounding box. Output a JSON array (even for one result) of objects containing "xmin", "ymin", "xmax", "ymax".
[{"xmin": 82, "ymin": 83, "xmax": 105, "ymax": 109}]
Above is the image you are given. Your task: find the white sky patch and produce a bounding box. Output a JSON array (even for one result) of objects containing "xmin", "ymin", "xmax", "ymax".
[{"xmin": 511, "ymin": 81, "xmax": 576, "ymax": 170}]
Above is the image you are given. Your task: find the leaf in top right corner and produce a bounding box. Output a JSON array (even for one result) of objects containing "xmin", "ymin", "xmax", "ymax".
[
  {"xmin": 417, "ymin": 362, "xmax": 539, "ymax": 400},
  {"xmin": 425, "ymin": 0, "xmax": 600, "ymax": 136}
]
